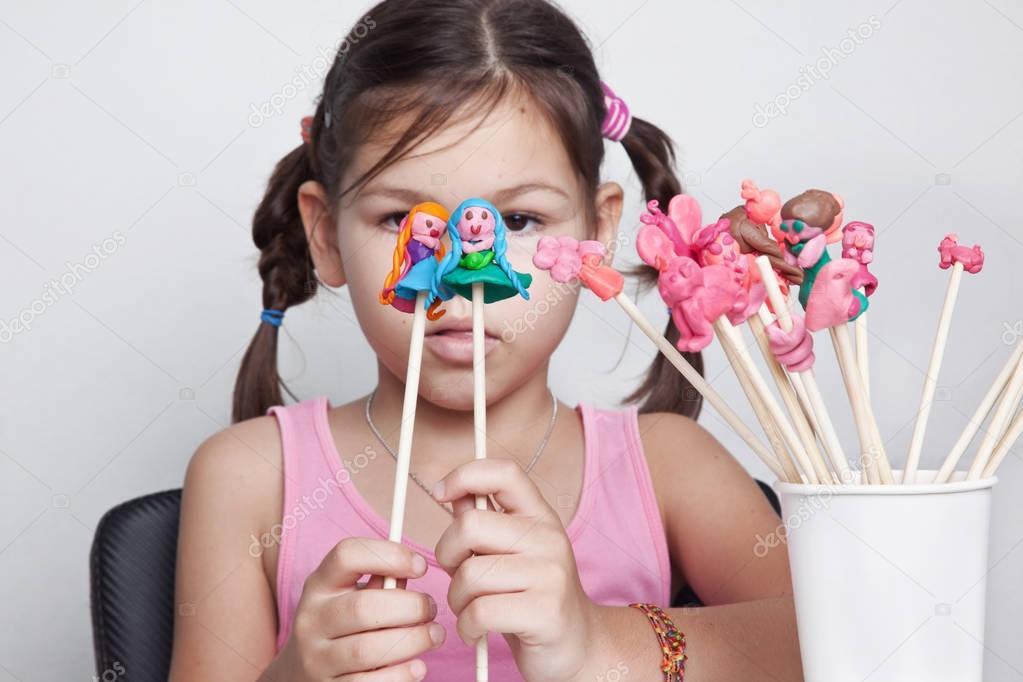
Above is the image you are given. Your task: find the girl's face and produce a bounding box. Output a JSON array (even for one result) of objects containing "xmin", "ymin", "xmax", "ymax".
[
  {"xmin": 302, "ymin": 88, "xmax": 622, "ymax": 409},
  {"xmin": 455, "ymin": 204, "xmax": 497, "ymax": 254}
]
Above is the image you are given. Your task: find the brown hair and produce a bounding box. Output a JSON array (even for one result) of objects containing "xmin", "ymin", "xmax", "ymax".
[{"xmin": 233, "ymin": 0, "xmax": 703, "ymax": 423}]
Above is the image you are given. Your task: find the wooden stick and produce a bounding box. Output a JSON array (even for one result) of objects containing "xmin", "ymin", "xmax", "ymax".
[
  {"xmin": 935, "ymin": 338, "xmax": 1023, "ymax": 482},
  {"xmin": 830, "ymin": 326, "xmax": 893, "ymax": 483},
  {"xmin": 384, "ymin": 291, "xmax": 428, "ymax": 591},
  {"xmin": 471, "ymin": 282, "xmax": 489, "ymax": 681},
  {"xmin": 904, "ymin": 262, "xmax": 964, "ymax": 483},
  {"xmin": 755, "ymin": 257, "xmax": 854, "ymax": 483},
  {"xmin": 983, "ymin": 404, "xmax": 1023, "ymax": 478},
  {"xmin": 855, "ymin": 288, "xmax": 870, "ymax": 399},
  {"xmin": 714, "ymin": 318, "xmax": 824, "ymax": 484},
  {"xmin": 747, "ymin": 312, "xmax": 833, "ymax": 481},
  {"xmin": 866, "ymin": 398, "xmax": 895, "ymax": 484},
  {"xmin": 968, "ymin": 350, "xmax": 1023, "ymax": 480},
  {"xmin": 719, "ymin": 333, "xmax": 804, "ymax": 483},
  {"xmin": 829, "ymin": 326, "xmax": 878, "ymax": 483},
  {"xmin": 612, "ymin": 292, "xmax": 787, "ymax": 480}
]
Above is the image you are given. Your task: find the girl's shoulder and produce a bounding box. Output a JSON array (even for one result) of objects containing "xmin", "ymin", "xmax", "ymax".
[
  {"xmin": 183, "ymin": 412, "xmax": 285, "ymax": 557},
  {"xmin": 187, "ymin": 413, "xmax": 283, "ymax": 492}
]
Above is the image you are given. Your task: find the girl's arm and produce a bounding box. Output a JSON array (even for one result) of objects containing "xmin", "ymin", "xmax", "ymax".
[
  {"xmin": 169, "ymin": 418, "xmax": 284, "ymax": 681},
  {"xmin": 577, "ymin": 412, "xmax": 802, "ymax": 681},
  {"xmin": 171, "ymin": 417, "xmax": 443, "ymax": 682},
  {"xmin": 641, "ymin": 412, "xmax": 792, "ymax": 603},
  {"xmin": 584, "ymin": 595, "xmax": 800, "ymax": 681}
]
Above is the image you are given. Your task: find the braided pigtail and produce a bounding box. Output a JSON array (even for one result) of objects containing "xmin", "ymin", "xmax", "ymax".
[{"xmin": 232, "ymin": 142, "xmax": 319, "ymax": 423}]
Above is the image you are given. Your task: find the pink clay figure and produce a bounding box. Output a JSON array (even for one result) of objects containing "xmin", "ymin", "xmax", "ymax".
[
  {"xmin": 938, "ymin": 233, "xmax": 985, "ymax": 274},
  {"xmin": 765, "ymin": 312, "xmax": 816, "ymax": 373}
]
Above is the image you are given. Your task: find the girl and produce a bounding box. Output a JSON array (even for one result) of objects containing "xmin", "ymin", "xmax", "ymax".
[{"xmin": 170, "ymin": 1, "xmax": 801, "ymax": 680}]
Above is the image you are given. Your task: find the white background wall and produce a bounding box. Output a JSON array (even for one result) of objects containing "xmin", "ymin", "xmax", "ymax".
[{"xmin": 1, "ymin": 0, "xmax": 1021, "ymax": 679}]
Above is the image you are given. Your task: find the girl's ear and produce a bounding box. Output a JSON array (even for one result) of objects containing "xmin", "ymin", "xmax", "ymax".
[
  {"xmin": 298, "ymin": 180, "xmax": 346, "ymax": 287},
  {"xmin": 594, "ymin": 181, "xmax": 624, "ymax": 265}
]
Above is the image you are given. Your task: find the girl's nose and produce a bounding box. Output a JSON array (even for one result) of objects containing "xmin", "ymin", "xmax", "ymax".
[
  {"xmin": 471, "ymin": 225, "xmax": 481, "ymax": 235},
  {"xmin": 430, "ymin": 229, "xmax": 439, "ymax": 237}
]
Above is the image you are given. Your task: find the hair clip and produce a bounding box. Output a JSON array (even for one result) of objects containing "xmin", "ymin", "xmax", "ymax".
[
  {"xmin": 600, "ymin": 81, "xmax": 632, "ymax": 142},
  {"xmin": 261, "ymin": 308, "xmax": 285, "ymax": 327},
  {"xmin": 300, "ymin": 116, "xmax": 313, "ymax": 144}
]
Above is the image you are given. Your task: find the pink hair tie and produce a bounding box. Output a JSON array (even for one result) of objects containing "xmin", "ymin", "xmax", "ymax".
[{"xmin": 600, "ymin": 81, "xmax": 632, "ymax": 142}]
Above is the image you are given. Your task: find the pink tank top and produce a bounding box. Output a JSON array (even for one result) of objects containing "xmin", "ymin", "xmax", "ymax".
[{"xmin": 268, "ymin": 396, "xmax": 671, "ymax": 680}]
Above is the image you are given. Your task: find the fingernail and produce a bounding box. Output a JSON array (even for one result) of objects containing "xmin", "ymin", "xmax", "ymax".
[
  {"xmin": 412, "ymin": 553, "xmax": 427, "ymax": 576},
  {"xmin": 428, "ymin": 622, "xmax": 446, "ymax": 646},
  {"xmin": 409, "ymin": 659, "xmax": 427, "ymax": 680},
  {"xmin": 432, "ymin": 480, "xmax": 445, "ymax": 499},
  {"xmin": 427, "ymin": 594, "xmax": 437, "ymax": 618}
]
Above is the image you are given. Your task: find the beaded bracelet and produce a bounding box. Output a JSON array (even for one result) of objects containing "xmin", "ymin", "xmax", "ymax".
[{"xmin": 629, "ymin": 602, "xmax": 687, "ymax": 681}]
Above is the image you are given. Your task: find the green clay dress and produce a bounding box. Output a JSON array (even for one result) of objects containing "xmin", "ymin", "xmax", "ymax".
[
  {"xmin": 791, "ymin": 241, "xmax": 829, "ymax": 310},
  {"xmin": 442, "ymin": 248, "xmax": 532, "ymax": 303}
]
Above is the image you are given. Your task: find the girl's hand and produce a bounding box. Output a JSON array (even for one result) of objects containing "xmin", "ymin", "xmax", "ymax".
[
  {"xmin": 266, "ymin": 537, "xmax": 445, "ymax": 682},
  {"xmin": 433, "ymin": 459, "xmax": 596, "ymax": 682}
]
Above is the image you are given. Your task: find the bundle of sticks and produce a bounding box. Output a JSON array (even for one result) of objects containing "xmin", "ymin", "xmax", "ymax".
[
  {"xmin": 532, "ymin": 180, "xmax": 1015, "ymax": 485},
  {"xmin": 376, "ymin": 188, "xmax": 1011, "ymax": 679}
]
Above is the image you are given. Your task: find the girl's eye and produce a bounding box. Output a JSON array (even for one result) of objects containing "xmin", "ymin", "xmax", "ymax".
[
  {"xmin": 380, "ymin": 212, "xmax": 407, "ymax": 231},
  {"xmin": 504, "ymin": 213, "xmax": 541, "ymax": 233}
]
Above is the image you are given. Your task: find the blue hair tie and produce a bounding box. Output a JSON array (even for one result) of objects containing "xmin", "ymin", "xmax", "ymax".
[{"xmin": 261, "ymin": 308, "xmax": 285, "ymax": 327}]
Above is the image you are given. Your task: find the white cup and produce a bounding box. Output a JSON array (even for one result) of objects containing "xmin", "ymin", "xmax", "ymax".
[{"xmin": 773, "ymin": 469, "xmax": 997, "ymax": 682}]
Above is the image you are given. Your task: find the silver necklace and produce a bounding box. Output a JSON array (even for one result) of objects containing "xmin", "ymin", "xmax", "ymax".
[{"xmin": 364, "ymin": 387, "xmax": 559, "ymax": 515}]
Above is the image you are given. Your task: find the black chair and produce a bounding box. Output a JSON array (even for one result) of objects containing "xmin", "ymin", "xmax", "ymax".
[
  {"xmin": 90, "ymin": 489, "xmax": 182, "ymax": 682},
  {"xmin": 89, "ymin": 482, "xmax": 780, "ymax": 681}
]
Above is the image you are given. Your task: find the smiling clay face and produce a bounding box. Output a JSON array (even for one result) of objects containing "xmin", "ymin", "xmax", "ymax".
[
  {"xmin": 410, "ymin": 210, "xmax": 444, "ymax": 250},
  {"xmin": 457, "ymin": 206, "xmax": 496, "ymax": 253}
]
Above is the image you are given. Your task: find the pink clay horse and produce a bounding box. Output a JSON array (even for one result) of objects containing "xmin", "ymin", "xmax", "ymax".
[{"xmin": 938, "ymin": 233, "xmax": 985, "ymax": 274}]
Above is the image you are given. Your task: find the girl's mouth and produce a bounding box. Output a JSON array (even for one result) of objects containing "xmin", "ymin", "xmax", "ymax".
[{"xmin": 424, "ymin": 327, "xmax": 499, "ymax": 365}]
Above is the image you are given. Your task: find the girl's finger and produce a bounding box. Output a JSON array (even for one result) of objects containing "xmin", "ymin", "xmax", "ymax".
[
  {"xmin": 433, "ymin": 458, "xmax": 553, "ymax": 517},
  {"xmin": 446, "ymin": 553, "xmax": 539, "ymax": 615},
  {"xmin": 335, "ymin": 658, "xmax": 428, "ymax": 682},
  {"xmin": 454, "ymin": 592, "xmax": 535, "ymax": 646},
  {"xmin": 308, "ymin": 537, "xmax": 428, "ymax": 594},
  {"xmin": 328, "ymin": 622, "xmax": 446, "ymax": 674},
  {"xmin": 434, "ymin": 509, "xmax": 551, "ymax": 574},
  {"xmin": 322, "ymin": 588, "xmax": 437, "ymax": 638}
]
